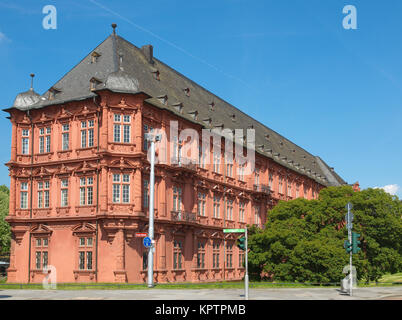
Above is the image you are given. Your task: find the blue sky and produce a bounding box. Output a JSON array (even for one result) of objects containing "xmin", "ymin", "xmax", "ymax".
[{"xmin": 0, "ymin": 0, "xmax": 401, "ymax": 198}]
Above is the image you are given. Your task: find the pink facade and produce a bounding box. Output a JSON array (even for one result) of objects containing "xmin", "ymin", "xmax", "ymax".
[{"xmin": 5, "ymin": 90, "xmax": 324, "ymax": 284}]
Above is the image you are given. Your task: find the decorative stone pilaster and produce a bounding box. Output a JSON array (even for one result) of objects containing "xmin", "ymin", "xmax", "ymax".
[{"xmin": 113, "ymin": 228, "xmax": 127, "ymax": 283}]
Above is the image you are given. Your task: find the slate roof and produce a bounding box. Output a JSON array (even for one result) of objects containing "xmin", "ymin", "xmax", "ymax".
[{"xmin": 5, "ymin": 31, "xmax": 347, "ymax": 187}]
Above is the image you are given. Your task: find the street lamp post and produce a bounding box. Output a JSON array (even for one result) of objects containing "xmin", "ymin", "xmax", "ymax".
[{"xmin": 145, "ymin": 132, "xmax": 161, "ymax": 288}]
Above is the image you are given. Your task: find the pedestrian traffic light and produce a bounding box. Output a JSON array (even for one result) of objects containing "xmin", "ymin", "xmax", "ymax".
[
  {"xmin": 237, "ymin": 236, "xmax": 246, "ymax": 251},
  {"xmin": 343, "ymin": 239, "xmax": 352, "ymax": 253},
  {"xmin": 352, "ymin": 232, "xmax": 361, "ymax": 254}
]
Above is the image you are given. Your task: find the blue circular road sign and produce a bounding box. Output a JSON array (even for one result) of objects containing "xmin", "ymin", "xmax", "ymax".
[{"xmin": 143, "ymin": 237, "xmax": 152, "ymax": 248}]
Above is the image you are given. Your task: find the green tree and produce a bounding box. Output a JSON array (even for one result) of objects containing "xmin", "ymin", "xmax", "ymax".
[
  {"xmin": 248, "ymin": 186, "xmax": 402, "ymax": 283},
  {"xmin": 0, "ymin": 185, "xmax": 10, "ymax": 255}
]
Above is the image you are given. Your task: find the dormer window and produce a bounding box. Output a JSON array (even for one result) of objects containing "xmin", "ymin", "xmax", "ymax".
[
  {"xmin": 152, "ymin": 70, "xmax": 160, "ymax": 80},
  {"xmin": 265, "ymin": 134, "xmax": 270, "ymax": 140},
  {"xmin": 91, "ymin": 51, "xmax": 101, "ymax": 63},
  {"xmin": 184, "ymin": 87, "xmax": 190, "ymax": 97},
  {"xmin": 230, "ymin": 114, "xmax": 236, "ymax": 122},
  {"xmin": 203, "ymin": 118, "xmax": 211, "ymax": 126},
  {"xmin": 172, "ymin": 102, "xmax": 183, "ymax": 113},
  {"xmin": 209, "ymin": 102, "xmax": 215, "ymax": 111},
  {"xmin": 188, "ymin": 110, "xmax": 198, "ymax": 120},
  {"xmin": 90, "ymin": 77, "xmax": 102, "ymax": 91},
  {"xmin": 48, "ymin": 87, "xmax": 61, "ymax": 100},
  {"xmin": 158, "ymin": 95, "xmax": 168, "ymax": 105},
  {"xmin": 213, "ymin": 123, "xmax": 224, "ymax": 130}
]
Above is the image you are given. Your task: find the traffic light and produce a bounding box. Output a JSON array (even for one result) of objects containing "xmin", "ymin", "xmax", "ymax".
[
  {"xmin": 352, "ymin": 232, "xmax": 361, "ymax": 254},
  {"xmin": 343, "ymin": 240, "xmax": 352, "ymax": 254},
  {"xmin": 237, "ymin": 236, "xmax": 246, "ymax": 251}
]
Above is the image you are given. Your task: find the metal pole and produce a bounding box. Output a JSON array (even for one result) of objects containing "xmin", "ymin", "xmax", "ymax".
[
  {"xmin": 349, "ymin": 229, "xmax": 353, "ymax": 296},
  {"xmin": 245, "ymin": 227, "xmax": 249, "ymax": 300},
  {"xmin": 147, "ymin": 138, "xmax": 155, "ymax": 288}
]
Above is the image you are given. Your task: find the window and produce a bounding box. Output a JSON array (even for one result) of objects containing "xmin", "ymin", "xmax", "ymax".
[
  {"xmin": 213, "ymin": 151, "xmax": 220, "ymax": 173},
  {"xmin": 197, "ymin": 192, "xmax": 206, "ymax": 216},
  {"xmin": 20, "ymin": 182, "xmax": 28, "ymax": 209},
  {"xmin": 37, "ymin": 181, "xmax": 50, "ymax": 208},
  {"xmin": 197, "ymin": 242, "xmax": 206, "ymax": 269},
  {"xmin": 78, "ymin": 236, "xmax": 93, "ymax": 270},
  {"xmin": 143, "ymin": 179, "xmax": 149, "ymax": 209},
  {"xmin": 173, "ymin": 186, "xmax": 182, "ymax": 212},
  {"xmin": 22, "ymin": 129, "xmax": 29, "ymax": 155},
  {"xmin": 114, "ymin": 114, "xmax": 131, "ymax": 143},
  {"xmin": 80, "ymin": 120, "xmax": 94, "ymax": 148},
  {"xmin": 226, "ymin": 199, "xmax": 233, "ymax": 220},
  {"xmin": 173, "ymin": 240, "xmax": 183, "ymax": 269},
  {"xmin": 226, "ymin": 163, "xmax": 233, "ymax": 177},
  {"xmin": 213, "ymin": 194, "xmax": 220, "ymax": 218},
  {"xmin": 226, "ymin": 154, "xmax": 233, "ymax": 177},
  {"xmin": 39, "ymin": 127, "xmax": 51, "ymax": 153},
  {"xmin": 226, "ymin": 243, "xmax": 233, "ymax": 268},
  {"xmin": 287, "ymin": 181, "xmax": 292, "ymax": 197},
  {"xmin": 79, "ymin": 177, "xmax": 94, "ymax": 205},
  {"xmin": 278, "ymin": 176, "xmax": 283, "ymax": 194},
  {"xmin": 239, "ymin": 252, "xmax": 245, "ymax": 268},
  {"xmin": 62, "ymin": 124, "xmax": 69, "ymax": 151},
  {"xmin": 142, "ymin": 251, "xmax": 148, "ymax": 270},
  {"xmin": 255, "ymin": 168, "xmax": 260, "ymax": 185},
  {"xmin": 212, "ymin": 241, "xmax": 220, "ymax": 268},
  {"xmin": 269, "ymin": 172, "xmax": 273, "ymax": 189},
  {"xmin": 112, "ymin": 174, "xmax": 130, "ymax": 203},
  {"xmin": 239, "ymin": 201, "xmax": 245, "ymax": 223},
  {"xmin": 304, "ymin": 185, "xmax": 309, "ymax": 199},
  {"xmin": 254, "ymin": 205, "xmax": 261, "ymax": 226},
  {"xmin": 61, "ymin": 179, "xmax": 69, "ymax": 207},
  {"xmin": 296, "ymin": 184, "xmax": 300, "ymax": 198},
  {"xmin": 198, "ymin": 144, "xmax": 206, "ymax": 168},
  {"xmin": 238, "ymin": 163, "xmax": 245, "ymax": 181},
  {"xmin": 34, "ymin": 237, "xmax": 48, "ymax": 270}
]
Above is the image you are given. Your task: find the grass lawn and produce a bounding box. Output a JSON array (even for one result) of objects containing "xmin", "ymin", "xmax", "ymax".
[{"xmin": 378, "ymin": 272, "xmax": 402, "ymax": 284}]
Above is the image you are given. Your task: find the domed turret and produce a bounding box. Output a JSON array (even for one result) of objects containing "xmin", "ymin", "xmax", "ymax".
[
  {"xmin": 105, "ymin": 69, "xmax": 139, "ymax": 92},
  {"xmin": 105, "ymin": 51, "xmax": 139, "ymax": 92},
  {"xmin": 12, "ymin": 74, "xmax": 42, "ymax": 110}
]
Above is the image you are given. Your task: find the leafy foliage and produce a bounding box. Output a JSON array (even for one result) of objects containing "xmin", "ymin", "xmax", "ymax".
[
  {"xmin": 248, "ymin": 186, "xmax": 402, "ymax": 283},
  {"xmin": 0, "ymin": 185, "xmax": 10, "ymax": 255}
]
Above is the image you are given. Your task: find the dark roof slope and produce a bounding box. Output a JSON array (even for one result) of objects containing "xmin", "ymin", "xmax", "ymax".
[{"xmin": 5, "ymin": 32, "xmax": 346, "ymax": 187}]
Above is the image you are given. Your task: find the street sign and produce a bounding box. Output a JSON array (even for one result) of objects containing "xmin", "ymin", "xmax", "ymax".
[
  {"xmin": 135, "ymin": 233, "xmax": 147, "ymax": 238},
  {"xmin": 143, "ymin": 237, "xmax": 152, "ymax": 248},
  {"xmin": 223, "ymin": 229, "xmax": 245, "ymax": 233}
]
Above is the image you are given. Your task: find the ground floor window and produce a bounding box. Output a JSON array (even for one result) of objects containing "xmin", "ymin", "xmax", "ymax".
[
  {"xmin": 173, "ymin": 240, "xmax": 183, "ymax": 269},
  {"xmin": 212, "ymin": 241, "xmax": 220, "ymax": 268},
  {"xmin": 226, "ymin": 242, "xmax": 233, "ymax": 268},
  {"xmin": 239, "ymin": 252, "xmax": 245, "ymax": 268},
  {"xmin": 77, "ymin": 236, "xmax": 93, "ymax": 270},
  {"xmin": 143, "ymin": 251, "xmax": 148, "ymax": 270},
  {"xmin": 197, "ymin": 241, "xmax": 206, "ymax": 269},
  {"xmin": 34, "ymin": 237, "xmax": 49, "ymax": 270}
]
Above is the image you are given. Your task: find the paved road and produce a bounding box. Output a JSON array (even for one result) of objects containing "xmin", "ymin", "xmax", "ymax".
[{"xmin": 0, "ymin": 287, "xmax": 401, "ymax": 300}]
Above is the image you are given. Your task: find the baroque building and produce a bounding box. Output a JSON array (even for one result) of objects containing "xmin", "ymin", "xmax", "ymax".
[{"xmin": 4, "ymin": 26, "xmax": 346, "ymax": 283}]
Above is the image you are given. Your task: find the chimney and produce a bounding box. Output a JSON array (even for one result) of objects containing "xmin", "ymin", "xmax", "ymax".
[{"xmin": 141, "ymin": 45, "xmax": 154, "ymax": 64}]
